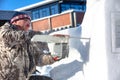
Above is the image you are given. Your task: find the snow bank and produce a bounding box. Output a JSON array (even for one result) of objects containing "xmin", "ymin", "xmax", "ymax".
[{"xmin": 36, "ymin": 26, "xmax": 90, "ymax": 80}]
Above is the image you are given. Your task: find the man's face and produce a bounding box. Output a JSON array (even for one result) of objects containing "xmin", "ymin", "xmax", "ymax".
[{"xmin": 13, "ymin": 18, "xmax": 31, "ymax": 31}]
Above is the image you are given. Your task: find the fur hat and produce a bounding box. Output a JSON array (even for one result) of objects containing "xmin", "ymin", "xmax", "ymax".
[{"xmin": 10, "ymin": 12, "xmax": 31, "ymax": 23}]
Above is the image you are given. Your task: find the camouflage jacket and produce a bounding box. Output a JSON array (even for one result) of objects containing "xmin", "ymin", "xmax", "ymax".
[{"xmin": 0, "ymin": 23, "xmax": 54, "ymax": 80}]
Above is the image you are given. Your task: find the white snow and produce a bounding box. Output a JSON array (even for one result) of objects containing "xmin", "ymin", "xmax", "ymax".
[
  {"xmin": 36, "ymin": 0, "xmax": 109, "ymax": 80},
  {"xmin": 36, "ymin": 26, "xmax": 90, "ymax": 80}
]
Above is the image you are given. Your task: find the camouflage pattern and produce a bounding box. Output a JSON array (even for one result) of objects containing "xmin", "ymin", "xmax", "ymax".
[{"xmin": 0, "ymin": 23, "xmax": 54, "ymax": 80}]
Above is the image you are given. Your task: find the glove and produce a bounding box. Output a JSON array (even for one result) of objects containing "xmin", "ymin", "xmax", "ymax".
[
  {"xmin": 43, "ymin": 50, "xmax": 60, "ymax": 61},
  {"xmin": 41, "ymin": 55, "xmax": 55, "ymax": 65},
  {"xmin": 52, "ymin": 56, "xmax": 61, "ymax": 61}
]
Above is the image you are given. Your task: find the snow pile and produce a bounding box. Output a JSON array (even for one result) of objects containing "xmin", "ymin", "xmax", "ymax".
[{"xmin": 36, "ymin": 26, "xmax": 90, "ymax": 80}]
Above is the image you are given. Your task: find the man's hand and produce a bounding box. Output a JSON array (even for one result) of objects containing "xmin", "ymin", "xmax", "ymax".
[
  {"xmin": 43, "ymin": 50, "xmax": 59, "ymax": 61},
  {"xmin": 41, "ymin": 54, "xmax": 55, "ymax": 66}
]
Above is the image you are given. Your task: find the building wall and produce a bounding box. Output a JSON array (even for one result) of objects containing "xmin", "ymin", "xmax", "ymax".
[
  {"xmin": 32, "ymin": 18, "xmax": 50, "ymax": 31},
  {"xmin": 51, "ymin": 13, "xmax": 71, "ymax": 29},
  {"xmin": 32, "ymin": 11, "xmax": 85, "ymax": 31}
]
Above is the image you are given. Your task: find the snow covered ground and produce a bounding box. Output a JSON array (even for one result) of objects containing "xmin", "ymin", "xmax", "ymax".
[{"xmin": 36, "ymin": 26, "xmax": 90, "ymax": 80}]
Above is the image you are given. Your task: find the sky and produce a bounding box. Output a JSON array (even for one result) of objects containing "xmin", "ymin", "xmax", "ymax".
[{"xmin": 0, "ymin": 0, "xmax": 43, "ymax": 10}]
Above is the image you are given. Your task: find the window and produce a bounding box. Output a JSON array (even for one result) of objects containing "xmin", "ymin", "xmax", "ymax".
[
  {"xmin": 61, "ymin": 4, "xmax": 70, "ymax": 12},
  {"xmin": 50, "ymin": 4, "xmax": 59, "ymax": 15},
  {"xmin": 31, "ymin": 7, "xmax": 50, "ymax": 20},
  {"xmin": 61, "ymin": 3, "xmax": 85, "ymax": 12},
  {"xmin": 31, "ymin": 4, "xmax": 59, "ymax": 19},
  {"xmin": 82, "ymin": 5, "xmax": 86, "ymax": 11},
  {"xmin": 40, "ymin": 7, "xmax": 50, "ymax": 18},
  {"xmin": 71, "ymin": 4, "xmax": 82, "ymax": 11},
  {"xmin": 111, "ymin": 12, "xmax": 120, "ymax": 52},
  {"xmin": 32, "ymin": 10, "xmax": 40, "ymax": 20}
]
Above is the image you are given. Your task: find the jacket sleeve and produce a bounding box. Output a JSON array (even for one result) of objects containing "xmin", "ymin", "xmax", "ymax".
[
  {"xmin": 30, "ymin": 42, "xmax": 55, "ymax": 66},
  {"xmin": 0, "ymin": 23, "xmax": 32, "ymax": 45}
]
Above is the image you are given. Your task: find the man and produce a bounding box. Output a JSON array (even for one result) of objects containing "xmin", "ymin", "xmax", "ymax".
[{"xmin": 0, "ymin": 12, "xmax": 57, "ymax": 80}]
